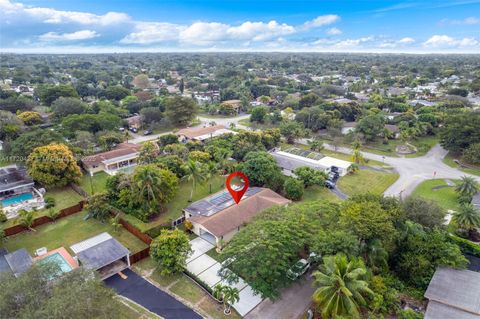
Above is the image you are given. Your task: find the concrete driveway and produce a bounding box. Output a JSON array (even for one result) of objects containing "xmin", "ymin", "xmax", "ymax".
[{"xmin": 105, "ymin": 268, "xmax": 202, "ymax": 319}]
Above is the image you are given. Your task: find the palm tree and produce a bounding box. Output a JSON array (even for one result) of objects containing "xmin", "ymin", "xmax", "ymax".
[
  {"xmin": 134, "ymin": 165, "xmax": 163, "ymax": 213},
  {"xmin": 308, "ymin": 139, "xmax": 324, "ymax": 153},
  {"xmin": 452, "ymin": 204, "xmax": 480, "ymax": 239},
  {"xmin": 19, "ymin": 210, "xmax": 35, "ymax": 231},
  {"xmin": 361, "ymin": 239, "xmax": 388, "ymax": 274},
  {"xmin": 456, "ymin": 176, "xmax": 479, "ymax": 199},
  {"xmin": 351, "ymin": 149, "xmax": 366, "ymax": 165},
  {"xmin": 213, "ymin": 284, "xmax": 240, "ymax": 316},
  {"xmin": 312, "ymin": 254, "xmax": 373, "ymax": 319},
  {"xmin": 205, "ymin": 161, "xmax": 219, "ymax": 194},
  {"xmin": 182, "ymin": 159, "xmax": 206, "ymax": 202},
  {"xmin": 110, "ymin": 214, "xmax": 122, "ymax": 232}
]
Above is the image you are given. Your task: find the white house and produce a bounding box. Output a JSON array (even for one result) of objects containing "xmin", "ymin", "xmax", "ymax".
[{"xmin": 81, "ymin": 143, "xmax": 143, "ymax": 175}]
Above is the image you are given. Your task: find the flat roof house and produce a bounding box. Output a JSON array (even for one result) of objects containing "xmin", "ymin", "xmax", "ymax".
[
  {"xmin": 176, "ymin": 125, "xmax": 236, "ymax": 143},
  {"xmin": 271, "ymin": 149, "xmax": 352, "ymax": 177},
  {"xmin": 81, "ymin": 143, "xmax": 142, "ymax": 176},
  {"xmin": 71, "ymin": 232, "xmax": 130, "ymax": 280},
  {"xmin": 0, "ymin": 165, "xmax": 34, "ymax": 197},
  {"xmin": 184, "ymin": 187, "xmax": 290, "ymax": 247},
  {"xmin": 0, "ymin": 248, "xmax": 33, "ymax": 278},
  {"xmin": 424, "ymin": 268, "xmax": 480, "ymax": 319}
]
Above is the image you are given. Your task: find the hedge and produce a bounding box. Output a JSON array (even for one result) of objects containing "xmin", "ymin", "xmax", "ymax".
[{"xmin": 449, "ymin": 234, "xmax": 480, "ymax": 257}]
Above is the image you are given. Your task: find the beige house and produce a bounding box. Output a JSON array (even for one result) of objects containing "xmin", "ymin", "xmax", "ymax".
[
  {"xmin": 176, "ymin": 125, "xmax": 236, "ymax": 142},
  {"xmin": 183, "ymin": 187, "xmax": 290, "ymax": 247},
  {"xmin": 81, "ymin": 143, "xmax": 142, "ymax": 175}
]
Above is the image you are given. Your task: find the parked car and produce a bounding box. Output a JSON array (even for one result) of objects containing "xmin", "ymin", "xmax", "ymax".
[
  {"xmin": 287, "ymin": 259, "xmax": 310, "ymax": 280},
  {"xmin": 143, "ymin": 130, "xmax": 152, "ymax": 135},
  {"xmin": 119, "ymin": 127, "xmax": 125, "ymax": 132},
  {"xmin": 325, "ymin": 180, "xmax": 335, "ymax": 189},
  {"xmin": 129, "ymin": 127, "xmax": 138, "ymax": 133}
]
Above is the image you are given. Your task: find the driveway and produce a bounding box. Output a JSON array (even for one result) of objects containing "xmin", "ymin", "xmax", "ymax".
[
  {"xmin": 105, "ymin": 268, "xmax": 202, "ymax": 319},
  {"xmin": 299, "ymin": 139, "xmax": 480, "ymax": 197},
  {"xmin": 187, "ymin": 237, "xmax": 263, "ymax": 317}
]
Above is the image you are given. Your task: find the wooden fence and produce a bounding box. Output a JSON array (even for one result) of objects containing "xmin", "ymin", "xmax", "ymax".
[
  {"xmin": 129, "ymin": 247, "xmax": 150, "ymax": 264},
  {"xmin": 3, "ymin": 201, "xmax": 85, "ymax": 237}
]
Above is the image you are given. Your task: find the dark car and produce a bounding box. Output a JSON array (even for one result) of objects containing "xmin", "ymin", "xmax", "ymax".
[
  {"xmin": 143, "ymin": 130, "xmax": 152, "ymax": 136},
  {"xmin": 325, "ymin": 180, "xmax": 335, "ymax": 189},
  {"xmin": 129, "ymin": 127, "xmax": 138, "ymax": 133}
]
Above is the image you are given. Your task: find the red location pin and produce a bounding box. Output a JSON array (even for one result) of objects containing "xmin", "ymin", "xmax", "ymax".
[{"xmin": 225, "ymin": 171, "xmax": 249, "ymax": 204}]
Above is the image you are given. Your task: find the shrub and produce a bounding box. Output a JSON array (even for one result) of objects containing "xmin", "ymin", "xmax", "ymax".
[
  {"xmin": 44, "ymin": 196, "xmax": 56, "ymax": 208},
  {"xmin": 397, "ymin": 309, "xmax": 423, "ymax": 319},
  {"xmin": 449, "ymin": 234, "xmax": 480, "ymax": 257},
  {"xmin": 0, "ymin": 210, "xmax": 7, "ymax": 223},
  {"xmin": 283, "ymin": 177, "xmax": 304, "ymax": 201}
]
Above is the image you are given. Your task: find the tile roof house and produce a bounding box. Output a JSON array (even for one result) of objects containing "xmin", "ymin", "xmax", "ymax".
[
  {"xmin": 184, "ymin": 187, "xmax": 290, "ymax": 247},
  {"xmin": 81, "ymin": 143, "xmax": 142, "ymax": 175},
  {"xmin": 424, "ymin": 268, "xmax": 480, "ymax": 319},
  {"xmin": 176, "ymin": 125, "xmax": 236, "ymax": 142}
]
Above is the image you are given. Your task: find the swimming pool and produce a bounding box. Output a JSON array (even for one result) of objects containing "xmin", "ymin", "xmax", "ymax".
[
  {"xmin": 39, "ymin": 252, "xmax": 73, "ymax": 273},
  {"xmin": 0, "ymin": 193, "xmax": 33, "ymax": 207}
]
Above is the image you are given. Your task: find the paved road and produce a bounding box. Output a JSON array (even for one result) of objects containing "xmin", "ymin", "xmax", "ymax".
[
  {"xmin": 245, "ymin": 276, "xmax": 315, "ymax": 319},
  {"xmin": 299, "ymin": 139, "xmax": 480, "ymax": 197},
  {"xmin": 105, "ymin": 269, "xmax": 202, "ymax": 319}
]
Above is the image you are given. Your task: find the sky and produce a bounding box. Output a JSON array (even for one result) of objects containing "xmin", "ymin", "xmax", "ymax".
[{"xmin": 1, "ymin": 0, "xmax": 480, "ymax": 53}]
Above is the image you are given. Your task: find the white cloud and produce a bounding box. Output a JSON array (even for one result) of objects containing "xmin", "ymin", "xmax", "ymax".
[
  {"xmin": 398, "ymin": 37, "xmax": 415, "ymax": 44},
  {"xmin": 120, "ymin": 22, "xmax": 185, "ymax": 44},
  {"xmin": 423, "ymin": 35, "xmax": 479, "ymax": 48},
  {"xmin": 333, "ymin": 36, "xmax": 374, "ymax": 48},
  {"xmin": 303, "ymin": 15, "xmax": 340, "ymax": 30},
  {"xmin": 326, "ymin": 27, "xmax": 342, "ymax": 35},
  {"xmin": 228, "ymin": 21, "xmax": 296, "ymax": 41},
  {"xmin": 441, "ymin": 16, "xmax": 480, "ymax": 25},
  {"xmin": 39, "ymin": 30, "xmax": 99, "ymax": 41}
]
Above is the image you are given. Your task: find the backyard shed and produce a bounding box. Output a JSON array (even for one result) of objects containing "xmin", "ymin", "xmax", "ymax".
[{"xmin": 71, "ymin": 232, "xmax": 130, "ymax": 280}]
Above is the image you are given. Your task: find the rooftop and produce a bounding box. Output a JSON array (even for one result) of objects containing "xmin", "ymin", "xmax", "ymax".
[
  {"xmin": 5, "ymin": 248, "xmax": 33, "ymax": 277},
  {"xmin": 176, "ymin": 125, "xmax": 235, "ymax": 140},
  {"xmin": 75, "ymin": 234, "xmax": 129, "ymax": 270},
  {"xmin": 0, "ymin": 165, "xmax": 34, "ymax": 193},
  {"xmin": 185, "ymin": 187, "xmax": 290, "ymax": 237},
  {"xmin": 81, "ymin": 143, "xmax": 142, "ymax": 168},
  {"xmin": 425, "ymin": 268, "xmax": 480, "ymax": 319}
]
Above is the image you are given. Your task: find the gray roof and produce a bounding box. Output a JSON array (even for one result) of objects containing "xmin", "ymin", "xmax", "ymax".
[
  {"xmin": 425, "ymin": 268, "xmax": 480, "ymax": 318},
  {"xmin": 0, "ymin": 249, "xmax": 12, "ymax": 275},
  {"xmin": 425, "ymin": 301, "xmax": 480, "ymax": 319},
  {"xmin": 77, "ymin": 238, "xmax": 129, "ymax": 270},
  {"xmin": 472, "ymin": 192, "xmax": 480, "ymax": 208},
  {"xmin": 184, "ymin": 187, "xmax": 263, "ymax": 217},
  {"xmin": 5, "ymin": 248, "xmax": 33, "ymax": 277},
  {"xmin": 270, "ymin": 151, "xmax": 325, "ymax": 173},
  {"xmin": 0, "ymin": 165, "xmax": 34, "ymax": 192}
]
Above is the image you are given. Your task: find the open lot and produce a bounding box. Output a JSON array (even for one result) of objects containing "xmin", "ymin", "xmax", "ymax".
[
  {"xmin": 337, "ymin": 169, "xmax": 399, "ymax": 196},
  {"xmin": 3, "ymin": 211, "xmax": 148, "ymax": 255},
  {"xmin": 78, "ymin": 172, "xmax": 109, "ymax": 195},
  {"xmin": 411, "ymin": 179, "xmax": 461, "ymax": 211}
]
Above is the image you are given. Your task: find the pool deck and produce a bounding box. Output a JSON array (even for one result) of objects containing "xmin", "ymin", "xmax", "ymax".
[{"xmin": 34, "ymin": 247, "xmax": 79, "ymax": 269}]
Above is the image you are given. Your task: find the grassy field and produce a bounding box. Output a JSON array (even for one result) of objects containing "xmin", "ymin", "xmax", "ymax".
[
  {"xmin": 361, "ymin": 136, "xmax": 439, "ymax": 158},
  {"xmin": 337, "ymin": 170, "xmax": 399, "ymax": 196},
  {"xmin": 411, "ymin": 179, "xmax": 461, "ymax": 211},
  {"xmin": 78, "ymin": 172, "xmax": 110, "ymax": 195},
  {"xmin": 3, "ymin": 211, "xmax": 148, "ymax": 255},
  {"xmin": 301, "ymin": 185, "xmax": 342, "ymax": 203},
  {"xmin": 3, "ymin": 186, "xmax": 84, "ymax": 228},
  {"xmin": 122, "ymin": 175, "xmax": 226, "ymax": 232},
  {"xmin": 133, "ymin": 257, "xmax": 241, "ymax": 319},
  {"xmin": 443, "ymin": 154, "xmax": 480, "ymax": 177}
]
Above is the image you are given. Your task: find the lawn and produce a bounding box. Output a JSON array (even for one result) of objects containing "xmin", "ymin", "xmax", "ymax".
[
  {"xmin": 78, "ymin": 172, "xmax": 109, "ymax": 195},
  {"xmin": 116, "ymin": 298, "xmax": 160, "ymax": 319},
  {"xmin": 411, "ymin": 179, "xmax": 461, "ymax": 211},
  {"xmin": 443, "ymin": 154, "xmax": 480, "ymax": 177},
  {"xmin": 122, "ymin": 175, "xmax": 225, "ymax": 232},
  {"xmin": 3, "ymin": 211, "xmax": 148, "ymax": 255},
  {"xmin": 169, "ymin": 276, "xmax": 205, "ymax": 303},
  {"xmin": 3, "ymin": 186, "xmax": 84, "ymax": 228},
  {"xmin": 337, "ymin": 169, "xmax": 399, "ymax": 196},
  {"xmin": 300, "ymin": 185, "xmax": 342, "ymax": 203},
  {"xmin": 361, "ymin": 136, "xmax": 439, "ymax": 158}
]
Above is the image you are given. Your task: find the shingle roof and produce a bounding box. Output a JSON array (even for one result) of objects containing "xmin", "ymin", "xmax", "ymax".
[
  {"xmin": 186, "ymin": 187, "xmax": 290, "ymax": 237},
  {"xmin": 5, "ymin": 248, "xmax": 33, "ymax": 277},
  {"xmin": 77, "ymin": 238, "xmax": 129, "ymax": 270},
  {"xmin": 81, "ymin": 143, "xmax": 141, "ymax": 168},
  {"xmin": 0, "ymin": 248, "xmax": 12, "ymax": 275},
  {"xmin": 425, "ymin": 268, "xmax": 480, "ymax": 318},
  {"xmin": 0, "ymin": 165, "xmax": 34, "ymax": 192}
]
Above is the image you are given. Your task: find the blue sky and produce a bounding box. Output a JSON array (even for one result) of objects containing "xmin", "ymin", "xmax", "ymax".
[{"xmin": 1, "ymin": 0, "xmax": 479, "ymax": 53}]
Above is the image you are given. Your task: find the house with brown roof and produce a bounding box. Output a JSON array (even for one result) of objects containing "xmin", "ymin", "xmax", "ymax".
[
  {"xmin": 176, "ymin": 125, "xmax": 236, "ymax": 142},
  {"xmin": 81, "ymin": 143, "xmax": 143, "ymax": 175},
  {"xmin": 184, "ymin": 187, "xmax": 290, "ymax": 247}
]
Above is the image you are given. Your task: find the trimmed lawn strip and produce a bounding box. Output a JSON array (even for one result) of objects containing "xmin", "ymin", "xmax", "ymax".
[
  {"xmin": 169, "ymin": 276, "xmax": 205, "ymax": 304},
  {"xmin": 206, "ymin": 248, "xmax": 223, "ymax": 262},
  {"xmin": 121, "ymin": 175, "xmax": 225, "ymax": 233},
  {"xmin": 411, "ymin": 179, "xmax": 461, "ymax": 211},
  {"xmin": 301, "ymin": 185, "xmax": 342, "ymax": 203},
  {"xmin": 3, "ymin": 186, "xmax": 84, "ymax": 228},
  {"xmin": 78, "ymin": 172, "xmax": 109, "ymax": 195},
  {"xmin": 3, "ymin": 211, "xmax": 148, "ymax": 255},
  {"xmin": 337, "ymin": 170, "xmax": 399, "ymax": 196},
  {"xmin": 116, "ymin": 298, "xmax": 160, "ymax": 319},
  {"xmin": 443, "ymin": 154, "xmax": 480, "ymax": 177},
  {"xmin": 198, "ymin": 297, "xmax": 242, "ymax": 319}
]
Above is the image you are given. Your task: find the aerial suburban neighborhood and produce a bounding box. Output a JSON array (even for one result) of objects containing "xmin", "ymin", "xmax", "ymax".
[{"xmin": 1, "ymin": 1, "xmax": 480, "ymax": 319}]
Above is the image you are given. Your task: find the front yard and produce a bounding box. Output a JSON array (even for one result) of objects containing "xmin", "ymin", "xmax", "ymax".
[
  {"xmin": 133, "ymin": 258, "xmax": 241, "ymax": 319},
  {"xmin": 443, "ymin": 154, "xmax": 480, "ymax": 177},
  {"xmin": 3, "ymin": 211, "xmax": 148, "ymax": 255},
  {"xmin": 411, "ymin": 179, "xmax": 461, "ymax": 211},
  {"xmin": 337, "ymin": 169, "xmax": 400, "ymax": 196},
  {"xmin": 78, "ymin": 172, "xmax": 110, "ymax": 195}
]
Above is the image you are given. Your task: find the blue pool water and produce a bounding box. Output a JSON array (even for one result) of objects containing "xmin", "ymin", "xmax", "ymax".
[
  {"xmin": 0, "ymin": 193, "xmax": 33, "ymax": 207},
  {"xmin": 40, "ymin": 253, "xmax": 73, "ymax": 273}
]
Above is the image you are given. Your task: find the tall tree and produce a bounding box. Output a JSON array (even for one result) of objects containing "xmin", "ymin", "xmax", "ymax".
[
  {"xmin": 456, "ymin": 176, "xmax": 479, "ymax": 199},
  {"xmin": 312, "ymin": 254, "xmax": 373, "ymax": 319},
  {"xmin": 150, "ymin": 229, "xmax": 192, "ymax": 275},
  {"xmin": 165, "ymin": 96, "xmax": 198, "ymax": 126},
  {"xmin": 280, "ymin": 120, "xmax": 307, "ymax": 144},
  {"xmin": 182, "ymin": 160, "xmax": 206, "ymax": 202},
  {"xmin": 452, "ymin": 204, "xmax": 480, "ymax": 240}
]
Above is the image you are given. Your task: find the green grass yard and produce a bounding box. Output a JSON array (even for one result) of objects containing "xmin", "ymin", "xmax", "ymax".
[
  {"xmin": 443, "ymin": 154, "xmax": 480, "ymax": 177},
  {"xmin": 78, "ymin": 172, "xmax": 109, "ymax": 195},
  {"xmin": 411, "ymin": 179, "xmax": 461, "ymax": 211},
  {"xmin": 301, "ymin": 185, "xmax": 342, "ymax": 203},
  {"xmin": 3, "ymin": 211, "xmax": 148, "ymax": 255},
  {"xmin": 337, "ymin": 170, "xmax": 399, "ymax": 196},
  {"xmin": 122, "ymin": 175, "xmax": 225, "ymax": 232}
]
